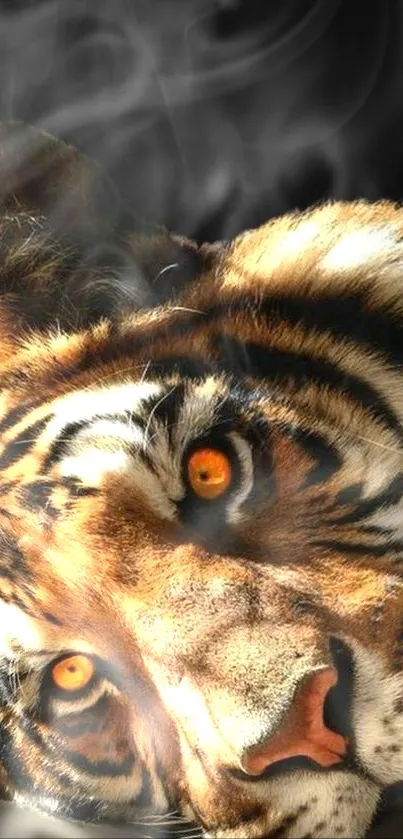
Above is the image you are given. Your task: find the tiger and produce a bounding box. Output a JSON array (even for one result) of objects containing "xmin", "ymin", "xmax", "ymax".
[{"xmin": 0, "ymin": 119, "xmax": 402, "ymax": 839}]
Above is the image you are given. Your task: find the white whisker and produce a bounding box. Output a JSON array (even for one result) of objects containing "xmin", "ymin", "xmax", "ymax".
[
  {"xmin": 354, "ymin": 433, "xmax": 402, "ymax": 455},
  {"xmin": 142, "ymin": 385, "xmax": 177, "ymax": 452}
]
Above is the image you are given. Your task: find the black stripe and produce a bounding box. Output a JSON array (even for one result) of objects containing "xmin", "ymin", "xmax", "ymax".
[
  {"xmin": 148, "ymin": 355, "xmax": 214, "ymax": 380},
  {"xmin": 328, "ymin": 482, "xmax": 365, "ymax": 510},
  {"xmin": 0, "ymin": 726, "xmax": 38, "ymax": 793},
  {"xmin": 0, "ymin": 417, "xmax": 49, "ymax": 470},
  {"xmin": 0, "ymin": 532, "xmax": 30, "ymax": 583},
  {"xmin": 287, "ymin": 426, "xmax": 341, "ymax": 487},
  {"xmin": 308, "ymin": 491, "xmax": 332, "ymax": 507},
  {"xmin": 0, "ymin": 671, "xmax": 13, "ymax": 704},
  {"xmin": 324, "ymin": 474, "xmax": 403, "ymax": 525},
  {"xmin": 259, "ymin": 293, "xmax": 403, "ymax": 367},
  {"xmin": 0, "ymin": 728, "xmax": 109, "ymax": 821},
  {"xmin": 6, "ymin": 284, "xmax": 402, "ymax": 396},
  {"xmin": 0, "ymin": 401, "xmax": 45, "ymax": 435},
  {"xmin": 60, "ymin": 476, "xmax": 100, "ymax": 497},
  {"xmin": 215, "ymin": 337, "xmax": 403, "ymax": 442},
  {"xmin": 19, "ymin": 480, "xmax": 58, "ymax": 514},
  {"xmin": 313, "ymin": 538, "xmax": 403, "ymax": 557},
  {"xmin": 105, "ymin": 291, "xmax": 403, "ymax": 369},
  {"xmin": 0, "ymin": 506, "xmax": 14, "ymax": 519},
  {"xmin": 360, "ymin": 525, "xmax": 394, "ymax": 536},
  {"xmin": 140, "ymin": 384, "xmax": 186, "ymax": 445},
  {"xmin": 8, "ymin": 710, "xmax": 135, "ymax": 783},
  {"xmin": 42, "ymin": 418, "xmax": 92, "ymax": 471},
  {"xmin": 0, "ymin": 480, "xmax": 18, "ymax": 495},
  {"xmin": 168, "ymin": 294, "xmax": 403, "ymax": 367},
  {"xmin": 32, "ymin": 322, "xmax": 175, "ymax": 387},
  {"xmin": 135, "ymin": 447, "xmax": 158, "ymax": 475},
  {"xmin": 130, "ymin": 764, "xmax": 153, "ymax": 809},
  {"xmin": 3, "ymin": 592, "xmax": 37, "ymax": 617},
  {"xmin": 42, "ymin": 611, "xmax": 64, "ymax": 627},
  {"xmin": 2, "ymin": 729, "xmax": 109, "ymax": 824},
  {"xmin": 43, "ymin": 412, "xmax": 142, "ymax": 472}
]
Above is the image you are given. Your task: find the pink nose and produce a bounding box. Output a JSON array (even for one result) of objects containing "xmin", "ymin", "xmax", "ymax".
[{"xmin": 241, "ymin": 667, "xmax": 348, "ymax": 775}]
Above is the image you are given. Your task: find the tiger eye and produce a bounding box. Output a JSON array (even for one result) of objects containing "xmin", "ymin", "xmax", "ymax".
[
  {"xmin": 187, "ymin": 447, "xmax": 232, "ymax": 499},
  {"xmin": 51, "ymin": 654, "xmax": 95, "ymax": 692}
]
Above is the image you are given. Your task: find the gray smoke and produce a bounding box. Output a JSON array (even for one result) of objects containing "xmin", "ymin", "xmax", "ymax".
[{"xmin": 0, "ymin": 0, "xmax": 401, "ymax": 240}]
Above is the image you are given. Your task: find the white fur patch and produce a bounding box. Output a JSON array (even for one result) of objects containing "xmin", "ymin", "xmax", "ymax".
[
  {"xmin": 350, "ymin": 642, "xmax": 403, "ymax": 785},
  {"xmin": 321, "ymin": 228, "xmax": 394, "ymax": 272},
  {"xmin": 46, "ymin": 381, "xmax": 162, "ymax": 441},
  {"xmin": 0, "ymin": 601, "xmax": 41, "ymax": 655},
  {"xmin": 240, "ymin": 221, "xmax": 319, "ymax": 278},
  {"xmin": 227, "ymin": 431, "xmax": 254, "ymax": 523},
  {"xmin": 282, "ymin": 221, "xmax": 319, "ymax": 254},
  {"xmin": 60, "ymin": 449, "xmax": 132, "ymax": 484},
  {"xmin": 76, "ymin": 418, "xmax": 145, "ymax": 446}
]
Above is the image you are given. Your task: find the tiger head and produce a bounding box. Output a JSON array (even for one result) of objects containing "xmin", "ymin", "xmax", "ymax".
[{"xmin": 0, "ymin": 123, "xmax": 402, "ymax": 839}]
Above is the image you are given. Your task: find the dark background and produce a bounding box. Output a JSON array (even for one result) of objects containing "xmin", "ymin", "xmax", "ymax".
[
  {"xmin": 0, "ymin": 0, "xmax": 403, "ymax": 836},
  {"xmin": 0, "ymin": 0, "xmax": 402, "ymax": 243}
]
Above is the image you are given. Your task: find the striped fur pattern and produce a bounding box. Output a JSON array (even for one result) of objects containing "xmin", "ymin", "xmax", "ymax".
[{"xmin": 0, "ymin": 126, "xmax": 403, "ymax": 837}]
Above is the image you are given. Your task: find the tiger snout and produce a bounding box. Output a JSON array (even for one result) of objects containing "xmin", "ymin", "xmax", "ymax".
[{"xmin": 240, "ymin": 666, "xmax": 348, "ymax": 776}]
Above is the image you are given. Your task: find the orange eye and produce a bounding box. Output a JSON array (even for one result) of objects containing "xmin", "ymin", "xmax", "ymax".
[
  {"xmin": 51, "ymin": 654, "xmax": 95, "ymax": 692},
  {"xmin": 187, "ymin": 447, "xmax": 232, "ymax": 500}
]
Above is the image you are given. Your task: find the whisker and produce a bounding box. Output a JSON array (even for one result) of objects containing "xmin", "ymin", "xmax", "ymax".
[
  {"xmin": 135, "ymin": 820, "xmax": 199, "ymax": 829},
  {"xmin": 171, "ymin": 306, "xmax": 205, "ymax": 315},
  {"xmin": 139, "ymin": 360, "xmax": 152, "ymax": 383},
  {"xmin": 79, "ymin": 362, "xmax": 155, "ymax": 390},
  {"xmin": 354, "ymin": 433, "xmax": 402, "ymax": 455},
  {"xmin": 143, "ymin": 385, "xmax": 177, "ymax": 451},
  {"xmin": 132, "ymin": 826, "xmax": 202, "ymax": 839}
]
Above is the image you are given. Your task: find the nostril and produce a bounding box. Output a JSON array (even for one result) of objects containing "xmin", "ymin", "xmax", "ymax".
[
  {"xmin": 324, "ymin": 637, "xmax": 355, "ymax": 742},
  {"xmin": 242, "ymin": 667, "xmax": 348, "ymax": 776}
]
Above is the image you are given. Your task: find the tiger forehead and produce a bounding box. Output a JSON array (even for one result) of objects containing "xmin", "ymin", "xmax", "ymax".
[
  {"xmin": 45, "ymin": 374, "xmax": 229, "ymax": 458},
  {"xmin": 0, "ymin": 375, "xmax": 228, "ymax": 444},
  {"xmin": 50, "ymin": 374, "xmax": 224, "ymax": 419}
]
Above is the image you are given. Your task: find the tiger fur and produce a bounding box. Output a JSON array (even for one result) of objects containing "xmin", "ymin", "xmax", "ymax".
[{"xmin": 0, "ymin": 122, "xmax": 402, "ymax": 838}]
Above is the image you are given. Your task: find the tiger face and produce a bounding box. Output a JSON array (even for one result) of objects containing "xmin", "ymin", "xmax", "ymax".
[{"xmin": 0, "ymin": 123, "xmax": 402, "ymax": 839}]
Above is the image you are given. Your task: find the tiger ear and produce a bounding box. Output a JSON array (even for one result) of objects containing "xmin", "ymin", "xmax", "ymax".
[
  {"xmin": 59, "ymin": 224, "xmax": 223, "ymax": 324},
  {"xmin": 0, "ymin": 120, "xmax": 122, "ymax": 245},
  {"xmin": 122, "ymin": 228, "xmax": 224, "ymax": 308},
  {"xmin": 0, "ymin": 121, "xmax": 224, "ymax": 324}
]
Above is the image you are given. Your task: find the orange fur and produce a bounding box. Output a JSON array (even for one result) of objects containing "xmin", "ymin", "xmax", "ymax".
[{"xmin": 0, "ymin": 124, "xmax": 403, "ymax": 837}]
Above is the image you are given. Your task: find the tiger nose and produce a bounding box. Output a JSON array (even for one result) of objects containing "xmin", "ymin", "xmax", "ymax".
[{"xmin": 241, "ymin": 667, "xmax": 348, "ymax": 775}]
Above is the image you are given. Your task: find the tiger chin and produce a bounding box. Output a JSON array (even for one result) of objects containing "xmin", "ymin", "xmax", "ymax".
[{"xmin": 0, "ymin": 121, "xmax": 402, "ymax": 839}]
